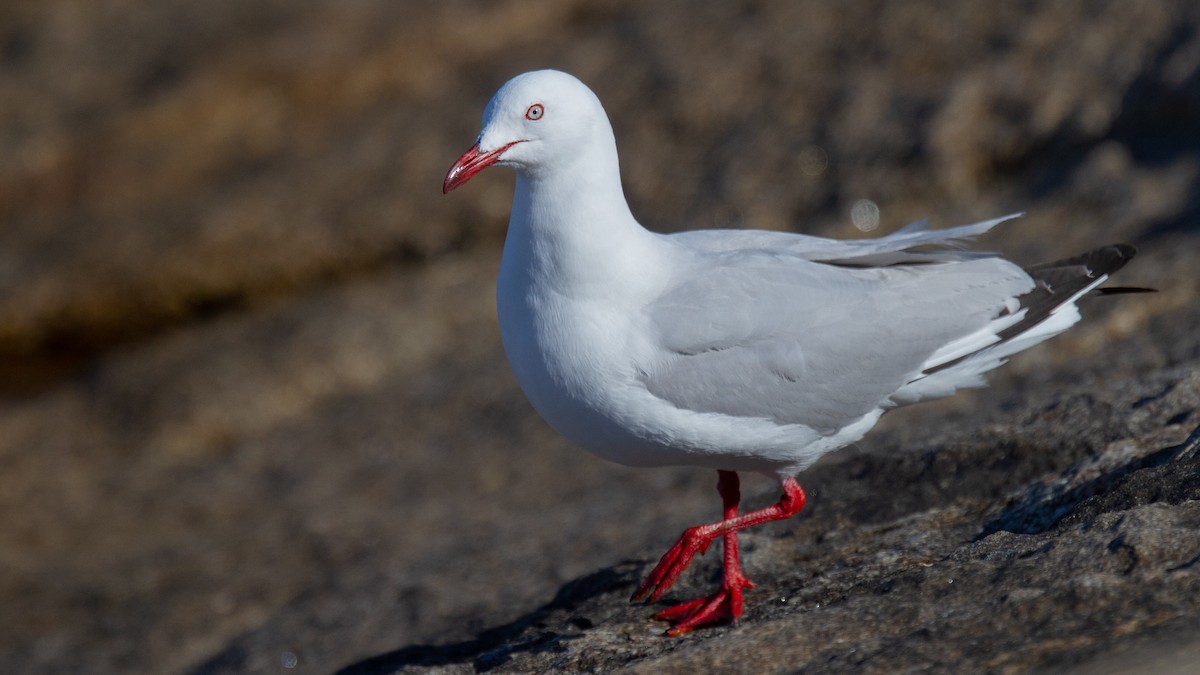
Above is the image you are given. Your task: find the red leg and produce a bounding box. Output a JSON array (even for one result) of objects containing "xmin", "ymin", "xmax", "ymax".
[
  {"xmin": 631, "ymin": 471, "xmax": 806, "ymax": 634},
  {"xmin": 651, "ymin": 471, "xmax": 756, "ymax": 635}
]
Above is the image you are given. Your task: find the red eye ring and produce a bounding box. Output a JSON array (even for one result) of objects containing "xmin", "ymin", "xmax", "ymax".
[{"xmin": 525, "ymin": 103, "xmax": 544, "ymax": 121}]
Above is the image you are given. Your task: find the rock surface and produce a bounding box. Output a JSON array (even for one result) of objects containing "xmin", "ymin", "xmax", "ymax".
[{"xmin": 1, "ymin": 1, "xmax": 1198, "ymax": 673}]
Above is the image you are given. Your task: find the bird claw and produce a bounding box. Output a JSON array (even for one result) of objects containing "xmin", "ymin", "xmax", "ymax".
[
  {"xmin": 654, "ymin": 572, "xmax": 755, "ymax": 636},
  {"xmin": 630, "ymin": 524, "xmax": 717, "ymax": 603}
]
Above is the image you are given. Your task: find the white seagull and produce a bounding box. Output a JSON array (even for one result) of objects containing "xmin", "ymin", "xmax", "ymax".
[{"xmin": 443, "ymin": 69, "xmax": 1138, "ymax": 635}]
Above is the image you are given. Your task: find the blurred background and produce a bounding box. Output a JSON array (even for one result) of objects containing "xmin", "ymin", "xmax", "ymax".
[{"xmin": 1, "ymin": 1, "xmax": 1198, "ymax": 673}]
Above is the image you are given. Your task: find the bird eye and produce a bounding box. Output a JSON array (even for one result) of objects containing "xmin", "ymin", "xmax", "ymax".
[{"xmin": 525, "ymin": 103, "xmax": 544, "ymax": 121}]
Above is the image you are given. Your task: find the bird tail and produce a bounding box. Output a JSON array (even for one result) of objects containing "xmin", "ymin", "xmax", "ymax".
[{"xmin": 891, "ymin": 244, "xmax": 1140, "ymax": 405}]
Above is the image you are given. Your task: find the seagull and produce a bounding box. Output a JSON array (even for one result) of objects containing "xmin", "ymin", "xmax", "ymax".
[{"xmin": 442, "ymin": 69, "xmax": 1138, "ymax": 636}]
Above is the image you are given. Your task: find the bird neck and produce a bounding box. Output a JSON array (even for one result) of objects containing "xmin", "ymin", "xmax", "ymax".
[{"xmin": 506, "ymin": 146, "xmax": 661, "ymax": 298}]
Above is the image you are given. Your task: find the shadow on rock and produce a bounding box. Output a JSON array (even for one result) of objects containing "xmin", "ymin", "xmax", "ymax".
[
  {"xmin": 336, "ymin": 562, "xmax": 643, "ymax": 674},
  {"xmin": 979, "ymin": 423, "xmax": 1200, "ymax": 537}
]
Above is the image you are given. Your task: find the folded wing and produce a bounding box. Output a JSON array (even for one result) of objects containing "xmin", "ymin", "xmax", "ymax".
[{"xmin": 639, "ymin": 250, "xmax": 1033, "ymax": 433}]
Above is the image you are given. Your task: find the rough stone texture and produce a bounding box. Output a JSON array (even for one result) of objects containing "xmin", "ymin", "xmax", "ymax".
[{"xmin": 1, "ymin": 1, "xmax": 1198, "ymax": 673}]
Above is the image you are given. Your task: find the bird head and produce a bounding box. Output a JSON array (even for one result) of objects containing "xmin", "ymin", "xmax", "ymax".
[{"xmin": 443, "ymin": 70, "xmax": 609, "ymax": 193}]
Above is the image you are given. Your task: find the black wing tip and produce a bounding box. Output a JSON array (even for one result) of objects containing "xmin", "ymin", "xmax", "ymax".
[
  {"xmin": 1086, "ymin": 243, "xmax": 1137, "ymax": 276},
  {"xmin": 1026, "ymin": 243, "xmax": 1138, "ymax": 277},
  {"xmin": 1107, "ymin": 243, "xmax": 1137, "ymax": 268},
  {"xmin": 1097, "ymin": 286, "xmax": 1157, "ymax": 295},
  {"xmin": 1091, "ymin": 247, "xmax": 1155, "ymax": 295}
]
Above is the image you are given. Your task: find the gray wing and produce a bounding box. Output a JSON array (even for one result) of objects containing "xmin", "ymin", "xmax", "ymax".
[
  {"xmin": 639, "ymin": 251, "xmax": 1032, "ymax": 433},
  {"xmin": 665, "ymin": 213, "xmax": 1018, "ymax": 266}
]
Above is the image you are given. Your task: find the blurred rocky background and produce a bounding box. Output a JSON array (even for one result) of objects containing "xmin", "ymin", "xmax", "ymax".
[{"xmin": 1, "ymin": 1, "xmax": 1199, "ymax": 673}]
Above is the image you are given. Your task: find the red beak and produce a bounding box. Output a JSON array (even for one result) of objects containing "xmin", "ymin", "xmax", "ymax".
[{"xmin": 442, "ymin": 140, "xmax": 522, "ymax": 193}]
